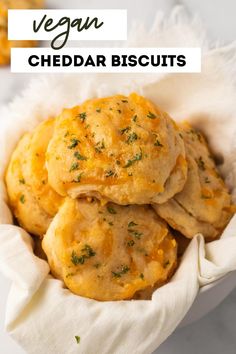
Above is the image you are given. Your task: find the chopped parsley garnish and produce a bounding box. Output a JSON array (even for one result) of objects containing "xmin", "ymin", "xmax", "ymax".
[
  {"xmin": 154, "ymin": 139, "xmax": 163, "ymax": 147},
  {"xmin": 201, "ymin": 194, "xmax": 211, "ymax": 199},
  {"xmin": 108, "ymin": 221, "xmax": 114, "ymax": 226},
  {"xmin": 147, "ymin": 111, "xmax": 156, "ymax": 119},
  {"xmin": 95, "ymin": 140, "xmax": 105, "ymax": 153},
  {"xmin": 116, "ymin": 160, "xmax": 121, "ymax": 165},
  {"xmin": 112, "ymin": 265, "xmax": 130, "ymax": 278},
  {"xmin": 96, "ymin": 108, "xmax": 101, "ymax": 113},
  {"xmin": 120, "ymin": 126, "xmax": 131, "ymax": 135},
  {"xmin": 205, "ymin": 177, "xmax": 211, "ymax": 184},
  {"xmin": 94, "ymin": 263, "xmax": 101, "ymax": 268},
  {"xmin": 19, "ymin": 178, "xmax": 25, "ymax": 184},
  {"xmin": 78, "ymin": 112, "xmax": 87, "ymax": 122},
  {"xmin": 74, "ymin": 173, "xmax": 83, "ymax": 183},
  {"xmin": 71, "ymin": 245, "xmax": 96, "ymax": 266},
  {"xmin": 132, "ymin": 115, "xmax": 137, "ymax": 122},
  {"xmin": 140, "ymin": 273, "xmax": 144, "ymax": 280},
  {"xmin": 19, "ymin": 194, "xmax": 25, "ymax": 204},
  {"xmin": 68, "ymin": 138, "xmax": 80, "ymax": 149},
  {"xmin": 126, "ymin": 132, "xmax": 138, "ymax": 144},
  {"xmin": 69, "ymin": 162, "xmax": 79, "ymax": 172},
  {"xmin": 128, "ymin": 229, "xmax": 143, "ymax": 239},
  {"xmin": 75, "ymin": 336, "xmax": 80, "ymax": 344},
  {"xmin": 64, "ymin": 131, "xmax": 69, "ymax": 137},
  {"xmin": 128, "ymin": 221, "xmax": 138, "ymax": 228},
  {"xmin": 74, "ymin": 151, "xmax": 87, "ymax": 161},
  {"xmin": 107, "ymin": 205, "xmax": 117, "ymax": 214},
  {"xmin": 117, "ymin": 109, "xmax": 122, "ymax": 114},
  {"xmin": 197, "ymin": 156, "xmax": 205, "ymax": 171},
  {"xmin": 164, "ymin": 260, "xmax": 170, "ymax": 268},
  {"xmin": 127, "ymin": 240, "xmax": 135, "ymax": 247},
  {"xmin": 124, "ymin": 149, "xmax": 142, "ymax": 168},
  {"xmin": 105, "ymin": 170, "xmax": 116, "ymax": 178}
]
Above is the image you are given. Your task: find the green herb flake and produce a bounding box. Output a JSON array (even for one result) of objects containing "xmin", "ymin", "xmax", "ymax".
[
  {"xmin": 128, "ymin": 229, "xmax": 143, "ymax": 239},
  {"xmin": 154, "ymin": 139, "xmax": 163, "ymax": 147},
  {"xmin": 117, "ymin": 109, "xmax": 122, "ymax": 114},
  {"xmin": 74, "ymin": 151, "xmax": 87, "ymax": 161},
  {"xmin": 69, "ymin": 162, "xmax": 79, "ymax": 172},
  {"xmin": 95, "ymin": 140, "xmax": 105, "ymax": 153},
  {"xmin": 204, "ymin": 177, "xmax": 211, "ymax": 184},
  {"xmin": 105, "ymin": 170, "xmax": 116, "ymax": 178},
  {"xmin": 164, "ymin": 260, "xmax": 170, "ymax": 268},
  {"xmin": 128, "ymin": 221, "xmax": 138, "ymax": 228},
  {"xmin": 68, "ymin": 138, "xmax": 80, "ymax": 149},
  {"xmin": 19, "ymin": 194, "xmax": 25, "ymax": 204},
  {"xmin": 96, "ymin": 108, "xmax": 101, "ymax": 113},
  {"xmin": 127, "ymin": 240, "xmax": 135, "ymax": 247},
  {"xmin": 197, "ymin": 156, "xmax": 205, "ymax": 171},
  {"xmin": 74, "ymin": 173, "xmax": 83, "ymax": 183},
  {"xmin": 78, "ymin": 112, "xmax": 87, "ymax": 122},
  {"xmin": 108, "ymin": 221, "xmax": 114, "ymax": 226},
  {"xmin": 107, "ymin": 205, "xmax": 117, "ymax": 214},
  {"xmin": 112, "ymin": 265, "xmax": 130, "ymax": 278},
  {"xmin": 201, "ymin": 194, "xmax": 211, "ymax": 200},
  {"xmin": 147, "ymin": 111, "xmax": 156, "ymax": 119},
  {"xmin": 124, "ymin": 149, "xmax": 142, "ymax": 168},
  {"xmin": 19, "ymin": 178, "xmax": 25, "ymax": 184},
  {"xmin": 132, "ymin": 115, "xmax": 137, "ymax": 122},
  {"xmin": 71, "ymin": 245, "xmax": 96, "ymax": 266},
  {"xmin": 94, "ymin": 263, "xmax": 101, "ymax": 269},
  {"xmin": 127, "ymin": 132, "xmax": 138, "ymax": 144},
  {"xmin": 140, "ymin": 273, "xmax": 144, "ymax": 280},
  {"xmin": 120, "ymin": 126, "xmax": 131, "ymax": 135},
  {"xmin": 75, "ymin": 336, "xmax": 80, "ymax": 344}
]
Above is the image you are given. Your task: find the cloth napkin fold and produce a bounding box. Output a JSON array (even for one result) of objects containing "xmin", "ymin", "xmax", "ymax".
[{"xmin": 0, "ymin": 6, "xmax": 236, "ymax": 354}]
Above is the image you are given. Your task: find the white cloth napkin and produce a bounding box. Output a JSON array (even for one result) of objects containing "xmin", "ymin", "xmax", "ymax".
[{"xmin": 0, "ymin": 6, "xmax": 236, "ymax": 354}]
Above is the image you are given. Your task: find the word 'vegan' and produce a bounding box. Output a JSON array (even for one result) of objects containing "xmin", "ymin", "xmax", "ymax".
[{"xmin": 33, "ymin": 15, "xmax": 104, "ymax": 50}]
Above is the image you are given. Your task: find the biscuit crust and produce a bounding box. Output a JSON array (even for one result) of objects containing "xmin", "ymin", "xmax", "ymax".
[
  {"xmin": 42, "ymin": 198, "xmax": 177, "ymax": 301},
  {"xmin": 153, "ymin": 124, "xmax": 235, "ymax": 240},
  {"xmin": 46, "ymin": 94, "xmax": 187, "ymax": 205}
]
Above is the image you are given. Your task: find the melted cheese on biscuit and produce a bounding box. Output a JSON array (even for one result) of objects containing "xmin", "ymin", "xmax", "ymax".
[
  {"xmin": 154, "ymin": 124, "xmax": 235, "ymax": 239},
  {"xmin": 46, "ymin": 93, "xmax": 187, "ymax": 205},
  {"xmin": 42, "ymin": 198, "xmax": 177, "ymax": 301}
]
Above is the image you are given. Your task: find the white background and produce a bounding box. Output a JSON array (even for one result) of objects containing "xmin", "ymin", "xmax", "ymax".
[{"xmin": 0, "ymin": 1, "xmax": 236, "ymax": 354}]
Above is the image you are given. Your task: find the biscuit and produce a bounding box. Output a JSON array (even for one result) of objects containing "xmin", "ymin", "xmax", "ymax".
[
  {"xmin": 42, "ymin": 198, "xmax": 177, "ymax": 301},
  {"xmin": 5, "ymin": 119, "xmax": 63, "ymax": 237},
  {"xmin": 5, "ymin": 133, "xmax": 51, "ymax": 236},
  {"xmin": 23, "ymin": 118, "xmax": 63, "ymax": 216},
  {"xmin": 0, "ymin": 0, "xmax": 44, "ymax": 65},
  {"xmin": 153, "ymin": 124, "xmax": 235, "ymax": 240},
  {"xmin": 46, "ymin": 93, "xmax": 187, "ymax": 205}
]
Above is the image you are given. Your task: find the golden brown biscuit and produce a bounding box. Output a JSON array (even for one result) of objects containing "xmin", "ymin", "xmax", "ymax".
[
  {"xmin": 5, "ymin": 118, "xmax": 63, "ymax": 237},
  {"xmin": 46, "ymin": 93, "xmax": 187, "ymax": 205},
  {"xmin": 5, "ymin": 133, "xmax": 51, "ymax": 236},
  {"xmin": 24, "ymin": 118, "xmax": 63, "ymax": 216},
  {"xmin": 153, "ymin": 123, "xmax": 235, "ymax": 240},
  {"xmin": 42, "ymin": 198, "xmax": 177, "ymax": 301},
  {"xmin": 0, "ymin": 0, "xmax": 44, "ymax": 65}
]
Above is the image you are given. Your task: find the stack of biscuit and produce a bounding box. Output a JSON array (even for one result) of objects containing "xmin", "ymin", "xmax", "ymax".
[
  {"xmin": 0, "ymin": 0, "xmax": 44, "ymax": 65},
  {"xmin": 5, "ymin": 93, "xmax": 235, "ymax": 301}
]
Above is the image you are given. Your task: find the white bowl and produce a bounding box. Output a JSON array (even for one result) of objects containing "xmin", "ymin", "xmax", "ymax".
[{"xmin": 180, "ymin": 271, "xmax": 236, "ymax": 327}]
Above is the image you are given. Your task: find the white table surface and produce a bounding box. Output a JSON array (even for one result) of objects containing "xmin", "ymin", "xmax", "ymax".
[{"xmin": 0, "ymin": 1, "xmax": 236, "ymax": 353}]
